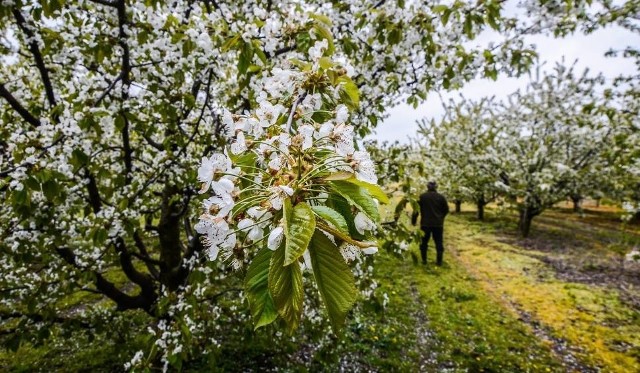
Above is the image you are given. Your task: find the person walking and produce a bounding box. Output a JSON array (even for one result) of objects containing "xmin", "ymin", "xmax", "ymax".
[{"xmin": 412, "ymin": 181, "xmax": 449, "ymax": 266}]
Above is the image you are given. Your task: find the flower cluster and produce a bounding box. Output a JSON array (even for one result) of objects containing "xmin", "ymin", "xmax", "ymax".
[
  {"xmin": 195, "ymin": 47, "xmax": 387, "ymax": 331},
  {"xmin": 197, "ymin": 57, "xmax": 377, "ymax": 262}
]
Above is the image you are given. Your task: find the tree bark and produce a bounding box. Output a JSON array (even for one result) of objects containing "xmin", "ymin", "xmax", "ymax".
[
  {"xmin": 571, "ymin": 194, "xmax": 581, "ymax": 213},
  {"xmin": 159, "ymin": 184, "xmax": 187, "ymax": 290},
  {"xmin": 454, "ymin": 200, "xmax": 462, "ymax": 213},
  {"xmin": 476, "ymin": 195, "xmax": 485, "ymax": 221},
  {"xmin": 518, "ymin": 206, "xmax": 540, "ymax": 237}
]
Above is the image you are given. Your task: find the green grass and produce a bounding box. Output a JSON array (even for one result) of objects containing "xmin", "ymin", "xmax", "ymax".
[
  {"xmin": 446, "ymin": 210, "xmax": 640, "ymax": 373},
  {"xmin": 5, "ymin": 203, "xmax": 637, "ymax": 371},
  {"xmin": 383, "ymin": 251, "xmax": 564, "ymax": 372},
  {"xmin": 2, "ymin": 244, "xmax": 564, "ymax": 372}
]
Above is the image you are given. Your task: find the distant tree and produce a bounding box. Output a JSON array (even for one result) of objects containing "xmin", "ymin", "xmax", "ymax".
[
  {"xmin": 498, "ymin": 64, "xmax": 617, "ymax": 236},
  {"xmin": 418, "ymin": 98, "xmax": 507, "ymax": 220}
]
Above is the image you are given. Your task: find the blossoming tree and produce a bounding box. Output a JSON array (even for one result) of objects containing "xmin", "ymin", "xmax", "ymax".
[
  {"xmin": 1, "ymin": 0, "xmax": 632, "ymax": 368},
  {"xmin": 418, "ymin": 97, "xmax": 507, "ymax": 220},
  {"xmin": 496, "ymin": 64, "xmax": 619, "ymax": 236}
]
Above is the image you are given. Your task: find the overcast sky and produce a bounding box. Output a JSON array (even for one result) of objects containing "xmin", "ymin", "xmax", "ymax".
[{"xmin": 369, "ymin": 24, "xmax": 639, "ymax": 144}]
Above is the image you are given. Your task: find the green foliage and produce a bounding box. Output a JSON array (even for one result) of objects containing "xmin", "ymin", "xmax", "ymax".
[
  {"xmin": 283, "ymin": 200, "xmax": 316, "ymax": 266},
  {"xmin": 329, "ymin": 181, "xmax": 380, "ymax": 222},
  {"xmin": 308, "ymin": 230, "xmax": 357, "ymax": 331},
  {"xmin": 341, "ymin": 176, "xmax": 390, "ymax": 204},
  {"xmin": 311, "ymin": 205, "xmax": 350, "ymax": 234},
  {"xmin": 269, "ymin": 243, "xmax": 304, "ymax": 333},
  {"xmin": 245, "ymin": 248, "xmax": 278, "ymax": 330}
]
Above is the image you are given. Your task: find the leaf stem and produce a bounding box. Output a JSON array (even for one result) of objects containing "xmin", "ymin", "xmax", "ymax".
[{"xmin": 315, "ymin": 221, "xmax": 376, "ymax": 249}]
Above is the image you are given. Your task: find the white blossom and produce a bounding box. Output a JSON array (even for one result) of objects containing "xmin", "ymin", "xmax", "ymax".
[{"xmin": 267, "ymin": 226, "xmax": 284, "ymax": 250}]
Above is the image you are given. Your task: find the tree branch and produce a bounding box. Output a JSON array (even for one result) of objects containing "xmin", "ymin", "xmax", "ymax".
[
  {"xmin": 12, "ymin": 8, "xmax": 56, "ymax": 108},
  {"xmin": 88, "ymin": 0, "xmax": 118, "ymax": 7},
  {"xmin": 266, "ymin": 44, "xmax": 297, "ymax": 59},
  {"xmin": 93, "ymin": 73, "xmax": 122, "ymax": 107},
  {"xmin": 0, "ymin": 83, "xmax": 41, "ymax": 128},
  {"xmin": 114, "ymin": 238, "xmax": 157, "ymax": 300},
  {"xmin": 133, "ymin": 231, "xmax": 161, "ymax": 279},
  {"xmin": 55, "ymin": 246, "xmax": 154, "ymax": 313},
  {"xmin": 117, "ymin": 0, "xmax": 133, "ymax": 184},
  {"xmin": 85, "ymin": 170, "xmax": 102, "ymax": 214}
]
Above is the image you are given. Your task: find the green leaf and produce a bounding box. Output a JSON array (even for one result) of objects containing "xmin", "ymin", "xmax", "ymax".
[
  {"xmin": 328, "ymin": 194, "xmax": 364, "ymax": 240},
  {"xmin": 70, "ymin": 149, "xmax": 89, "ymax": 170},
  {"xmin": 290, "ymin": 58, "xmax": 313, "ymax": 71},
  {"xmin": 337, "ymin": 76, "xmax": 360, "ymax": 109},
  {"xmin": 221, "ymin": 34, "xmax": 241, "ymax": 52},
  {"xmin": 329, "ymin": 180, "xmax": 380, "ymax": 222},
  {"xmin": 308, "ymin": 230, "xmax": 357, "ymax": 331},
  {"xmin": 442, "ymin": 9, "xmax": 452, "ymax": 26},
  {"xmin": 324, "ymin": 171, "xmax": 354, "ymax": 181},
  {"xmin": 42, "ymin": 179, "xmax": 60, "ymax": 201},
  {"xmin": 433, "ymin": 4, "xmax": 448, "ymax": 13},
  {"xmin": 252, "ymin": 40, "xmax": 268, "ymax": 64},
  {"xmin": 238, "ymin": 41, "xmax": 254, "ymax": 75},
  {"xmin": 245, "ymin": 248, "xmax": 279, "ymax": 330},
  {"xmin": 114, "ymin": 114, "xmax": 125, "ymax": 131},
  {"xmin": 183, "ymin": 93, "xmax": 196, "ymax": 109},
  {"xmin": 313, "ymin": 23, "xmax": 335, "ymax": 55},
  {"xmin": 309, "ymin": 13, "xmax": 333, "ymax": 26},
  {"xmin": 269, "ymin": 244, "xmax": 304, "ymax": 333},
  {"xmin": 464, "ymin": 15, "xmax": 473, "ymax": 38},
  {"xmin": 394, "ymin": 197, "xmax": 408, "ymax": 219},
  {"xmin": 283, "ymin": 200, "xmax": 316, "ymax": 266},
  {"xmin": 342, "ymin": 177, "xmax": 389, "ymax": 204},
  {"xmin": 319, "ymin": 56, "xmax": 333, "ymax": 70},
  {"xmin": 311, "ymin": 206, "xmax": 349, "ymax": 234}
]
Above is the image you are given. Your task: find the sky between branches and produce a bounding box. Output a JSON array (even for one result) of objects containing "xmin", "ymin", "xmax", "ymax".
[{"xmin": 372, "ymin": 8, "xmax": 640, "ymax": 144}]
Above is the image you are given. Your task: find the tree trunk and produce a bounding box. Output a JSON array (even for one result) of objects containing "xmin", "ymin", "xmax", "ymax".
[
  {"xmin": 595, "ymin": 198, "xmax": 600, "ymax": 208},
  {"xmin": 571, "ymin": 195, "xmax": 581, "ymax": 213},
  {"xmin": 455, "ymin": 200, "xmax": 462, "ymax": 213},
  {"xmin": 476, "ymin": 196, "xmax": 485, "ymax": 221},
  {"xmin": 159, "ymin": 184, "xmax": 187, "ymax": 291},
  {"xmin": 518, "ymin": 207, "xmax": 538, "ymax": 238}
]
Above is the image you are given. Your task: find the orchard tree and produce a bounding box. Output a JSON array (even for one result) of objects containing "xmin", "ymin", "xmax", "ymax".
[
  {"xmin": 521, "ymin": 0, "xmax": 640, "ymax": 216},
  {"xmin": 365, "ymin": 140, "xmax": 426, "ymax": 256},
  {"xmin": 498, "ymin": 63, "xmax": 617, "ymax": 236},
  {"xmin": 417, "ymin": 124, "xmax": 468, "ymax": 213},
  {"xmin": 418, "ymin": 97, "xmax": 507, "ymax": 220},
  {"xmin": 0, "ymin": 0, "xmax": 547, "ymax": 367},
  {"xmin": 611, "ymin": 86, "xmax": 640, "ymax": 220}
]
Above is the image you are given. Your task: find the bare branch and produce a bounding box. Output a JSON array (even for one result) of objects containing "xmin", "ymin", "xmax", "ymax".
[
  {"xmin": 0, "ymin": 83, "xmax": 41, "ymax": 128},
  {"xmin": 88, "ymin": 0, "xmax": 118, "ymax": 7},
  {"xmin": 55, "ymin": 246, "xmax": 154, "ymax": 313},
  {"xmin": 12, "ymin": 8, "xmax": 56, "ymax": 108}
]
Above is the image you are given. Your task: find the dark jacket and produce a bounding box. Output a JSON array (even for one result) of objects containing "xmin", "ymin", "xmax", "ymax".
[{"xmin": 413, "ymin": 191, "xmax": 449, "ymax": 227}]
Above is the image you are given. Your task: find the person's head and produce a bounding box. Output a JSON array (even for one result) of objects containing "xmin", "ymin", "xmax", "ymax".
[{"xmin": 427, "ymin": 181, "xmax": 437, "ymax": 191}]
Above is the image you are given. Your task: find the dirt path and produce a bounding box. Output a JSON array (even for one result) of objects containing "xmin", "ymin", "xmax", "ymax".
[{"xmin": 407, "ymin": 281, "xmax": 444, "ymax": 371}]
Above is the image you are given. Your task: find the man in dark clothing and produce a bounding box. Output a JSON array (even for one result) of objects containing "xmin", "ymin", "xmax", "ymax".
[{"xmin": 412, "ymin": 181, "xmax": 449, "ymax": 266}]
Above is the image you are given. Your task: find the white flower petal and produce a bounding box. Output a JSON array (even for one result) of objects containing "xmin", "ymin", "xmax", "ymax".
[
  {"xmin": 267, "ymin": 226, "xmax": 284, "ymax": 250},
  {"xmin": 362, "ymin": 246, "xmax": 378, "ymax": 255},
  {"xmin": 354, "ymin": 212, "xmax": 375, "ymax": 234},
  {"xmin": 279, "ymin": 185, "xmax": 294, "ymax": 196},
  {"xmin": 237, "ymin": 218, "xmax": 254, "ymax": 232}
]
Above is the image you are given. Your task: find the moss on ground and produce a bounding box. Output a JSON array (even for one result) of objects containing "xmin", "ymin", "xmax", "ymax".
[{"xmin": 447, "ymin": 214, "xmax": 640, "ymax": 372}]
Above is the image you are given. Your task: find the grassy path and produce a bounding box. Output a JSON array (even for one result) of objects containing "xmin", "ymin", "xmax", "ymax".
[
  {"xmin": 443, "ymin": 214, "xmax": 640, "ymax": 372},
  {"xmin": 372, "ymin": 239, "xmax": 564, "ymax": 371}
]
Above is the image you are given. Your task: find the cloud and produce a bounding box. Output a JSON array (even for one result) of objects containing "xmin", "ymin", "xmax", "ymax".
[{"xmin": 368, "ymin": 25, "xmax": 639, "ymax": 144}]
